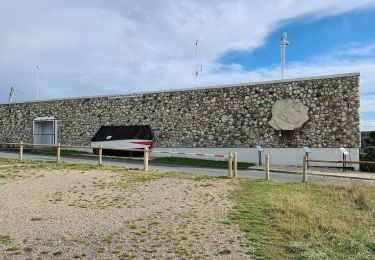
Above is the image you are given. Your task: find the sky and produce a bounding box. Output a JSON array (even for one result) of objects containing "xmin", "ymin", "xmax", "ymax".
[{"xmin": 0, "ymin": 0, "xmax": 375, "ymax": 131}]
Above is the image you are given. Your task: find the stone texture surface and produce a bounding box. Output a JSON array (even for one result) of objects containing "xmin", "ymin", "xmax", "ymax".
[
  {"xmin": 0, "ymin": 74, "xmax": 361, "ymax": 148},
  {"xmin": 269, "ymin": 99, "xmax": 309, "ymax": 130}
]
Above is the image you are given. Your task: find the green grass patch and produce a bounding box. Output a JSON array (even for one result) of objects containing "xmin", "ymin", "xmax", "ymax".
[
  {"xmin": 30, "ymin": 216, "xmax": 46, "ymax": 221},
  {"xmin": 0, "ymin": 235, "xmax": 12, "ymax": 244},
  {"xmin": 152, "ymin": 156, "xmax": 254, "ymax": 170},
  {"xmin": 1, "ymin": 148, "xmax": 91, "ymax": 157},
  {"xmin": 229, "ymin": 180, "xmax": 375, "ymax": 259}
]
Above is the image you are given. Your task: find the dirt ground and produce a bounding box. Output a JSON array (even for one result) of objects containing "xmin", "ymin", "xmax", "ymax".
[{"xmin": 0, "ymin": 164, "xmax": 252, "ymax": 259}]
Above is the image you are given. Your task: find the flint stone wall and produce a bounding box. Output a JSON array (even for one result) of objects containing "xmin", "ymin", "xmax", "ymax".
[{"xmin": 0, "ymin": 73, "xmax": 360, "ymax": 148}]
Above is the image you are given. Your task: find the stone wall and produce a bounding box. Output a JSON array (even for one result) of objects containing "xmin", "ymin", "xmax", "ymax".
[{"xmin": 0, "ymin": 73, "xmax": 361, "ymax": 148}]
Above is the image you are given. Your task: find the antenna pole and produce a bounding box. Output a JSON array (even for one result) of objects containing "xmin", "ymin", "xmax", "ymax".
[
  {"xmin": 8, "ymin": 87, "xmax": 14, "ymax": 103},
  {"xmin": 195, "ymin": 40, "xmax": 203, "ymax": 87},
  {"xmin": 36, "ymin": 65, "xmax": 40, "ymax": 100},
  {"xmin": 195, "ymin": 40, "xmax": 198, "ymax": 87},
  {"xmin": 280, "ymin": 32, "xmax": 289, "ymax": 79}
]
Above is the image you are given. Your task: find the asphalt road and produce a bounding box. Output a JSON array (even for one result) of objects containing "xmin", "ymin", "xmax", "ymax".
[{"xmin": 0, "ymin": 151, "xmax": 373, "ymax": 185}]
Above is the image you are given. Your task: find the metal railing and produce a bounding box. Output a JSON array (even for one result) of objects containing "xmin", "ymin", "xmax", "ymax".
[{"xmin": 302, "ymin": 156, "xmax": 375, "ymax": 183}]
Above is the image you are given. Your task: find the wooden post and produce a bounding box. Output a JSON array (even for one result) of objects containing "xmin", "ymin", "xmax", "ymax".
[
  {"xmin": 233, "ymin": 152, "xmax": 238, "ymax": 178},
  {"xmin": 98, "ymin": 145, "xmax": 103, "ymax": 165},
  {"xmin": 19, "ymin": 141, "xmax": 24, "ymax": 161},
  {"xmin": 56, "ymin": 143, "xmax": 61, "ymax": 163},
  {"xmin": 144, "ymin": 147, "xmax": 149, "ymax": 171},
  {"xmin": 265, "ymin": 154, "xmax": 270, "ymax": 180},
  {"xmin": 302, "ymin": 156, "xmax": 308, "ymax": 183},
  {"xmin": 228, "ymin": 153, "xmax": 233, "ymax": 177}
]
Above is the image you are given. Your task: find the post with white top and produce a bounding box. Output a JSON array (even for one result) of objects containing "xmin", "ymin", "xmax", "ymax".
[
  {"xmin": 340, "ymin": 148, "xmax": 349, "ymax": 172},
  {"xmin": 256, "ymin": 145, "xmax": 264, "ymax": 166},
  {"xmin": 302, "ymin": 156, "xmax": 308, "ymax": 183}
]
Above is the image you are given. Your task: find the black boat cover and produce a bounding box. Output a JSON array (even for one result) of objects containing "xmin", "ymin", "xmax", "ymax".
[{"xmin": 91, "ymin": 125, "xmax": 153, "ymax": 142}]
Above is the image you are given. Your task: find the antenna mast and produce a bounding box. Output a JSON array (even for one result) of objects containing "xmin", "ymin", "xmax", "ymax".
[
  {"xmin": 195, "ymin": 40, "xmax": 202, "ymax": 87},
  {"xmin": 36, "ymin": 65, "xmax": 40, "ymax": 100},
  {"xmin": 280, "ymin": 32, "xmax": 289, "ymax": 79},
  {"xmin": 8, "ymin": 87, "xmax": 14, "ymax": 103}
]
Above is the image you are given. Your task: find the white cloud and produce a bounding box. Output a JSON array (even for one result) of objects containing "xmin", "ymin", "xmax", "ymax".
[
  {"xmin": 1, "ymin": 0, "xmax": 375, "ymax": 98},
  {"xmin": 0, "ymin": 0, "xmax": 374, "ymax": 130},
  {"xmin": 361, "ymin": 120, "xmax": 375, "ymax": 131}
]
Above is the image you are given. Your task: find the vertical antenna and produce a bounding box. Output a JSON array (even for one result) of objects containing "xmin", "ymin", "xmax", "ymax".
[
  {"xmin": 195, "ymin": 40, "xmax": 202, "ymax": 87},
  {"xmin": 280, "ymin": 32, "xmax": 289, "ymax": 79},
  {"xmin": 36, "ymin": 65, "xmax": 40, "ymax": 100},
  {"xmin": 8, "ymin": 87, "xmax": 14, "ymax": 103}
]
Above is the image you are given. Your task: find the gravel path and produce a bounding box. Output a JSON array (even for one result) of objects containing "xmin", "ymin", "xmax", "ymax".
[{"xmin": 0, "ymin": 166, "xmax": 252, "ymax": 259}]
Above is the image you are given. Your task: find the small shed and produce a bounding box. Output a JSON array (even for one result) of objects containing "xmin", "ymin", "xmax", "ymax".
[{"xmin": 33, "ymin": 116, "xmax": 58, "ymax": 145}]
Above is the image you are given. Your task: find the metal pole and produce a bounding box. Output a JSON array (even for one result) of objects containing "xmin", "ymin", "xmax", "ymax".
[
  {"xmin": 8, "ymin": 87, "xmax": 14, "ymax": 103},
  {"xmin": 195, "ymin": 40, "xmax": 198, "ymax": 88},
  {"xmin": 280, "ymin": 43, "xmax": 284, "ymax": 79},
  {"xmin": 305, "ymin": 152, "xmax": 309, "ymax": 169},
  {"xmin": 280, "ymin": 32, "xmax": 288, "ymax": 79},
  {"xmin": 258, "ymin": 150, "xmax": 262, "ymax": 166},
  {"xmin": 343, "ymin": 154, "xmax": 347, "ymax": 172},
  {"xmin": 302, "ymin": 156, "xmax": 308, "ymax": 183},
  {"xmin": 36, "ymin": 65, "xmax": 40, "ymax": 100}
]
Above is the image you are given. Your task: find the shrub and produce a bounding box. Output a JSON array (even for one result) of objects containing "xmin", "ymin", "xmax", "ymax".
[{"xmin": 360, "ymin": 147, "xmax": 375, "ymax": 172}]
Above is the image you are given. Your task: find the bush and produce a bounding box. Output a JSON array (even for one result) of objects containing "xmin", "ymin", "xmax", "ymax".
[{"xmin": 360, "ymin": 147, "xmax": 375, "ymax": 172}]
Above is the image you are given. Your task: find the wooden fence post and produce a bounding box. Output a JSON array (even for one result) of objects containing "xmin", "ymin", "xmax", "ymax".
[
  {"xmin": 228, "ymin": 153, "xmax": 233, "ymax": 178},
  {"xmin": 56, "ymin": 143, "xmax": 61, "ymax": 163},
  {"xmin": 19, "ymin": 141, "xmax": 24, "ymax": 161},
  {"xmin": 302, "ymin": 156, "xmax": 308, "ymax": 183},
  {"xmin": 98, "ymin": 145, "xmax": 103, "ymax": 165},
  {"xmin": 144, "ymin": 147, "xmax": 149, "ymax": 171},
  {"xmin": 233, "ymin": 152, "xmax": 238, "ymax": 178},
  {"xmin": 265, "ymin": 154, "xmax": 270, "ymax": 180}
]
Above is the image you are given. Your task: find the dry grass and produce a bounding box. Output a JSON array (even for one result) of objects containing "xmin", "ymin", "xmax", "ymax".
[{"xmin": 230, "ymin": 180, "xmax": 375, "ymax": 259}]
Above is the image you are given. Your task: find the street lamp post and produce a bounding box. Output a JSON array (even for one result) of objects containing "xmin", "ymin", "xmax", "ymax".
[{"xmin": 36, "ymin": 65, "xmax": 40, "ymax": 100}]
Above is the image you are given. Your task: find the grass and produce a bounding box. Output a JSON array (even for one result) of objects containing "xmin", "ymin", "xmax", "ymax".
[
  {"xmin": 152, "ymin": 157, "xmax": 254, "ymax": 170},
  {"xmin": 1, "ymin": 157, "xmax": 374, "ymax": 258},
  {"xmin": 229, "ymin": 180, "xmax": 375, "ymax": 259},
  {"xmin": 30, "ymin": 216, "xmax": 46, "ymax": 221},
  {"xmin": 0, "ymin": 235, "xmax": 12, "ymax": 244},
  {"xmin": 1, "ymin": 148, "xmax": 91, "ymax": 157}
]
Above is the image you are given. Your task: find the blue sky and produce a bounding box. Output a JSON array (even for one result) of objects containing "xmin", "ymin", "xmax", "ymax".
[
  {"xmin": 218, "ymin": 8, "xmax": 375, "ymax": 71},
  {"xmin": 0, "ymin": 0, "xmax": 374, "ymax": 130}
]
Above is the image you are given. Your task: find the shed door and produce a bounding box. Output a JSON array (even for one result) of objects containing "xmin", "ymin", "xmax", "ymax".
[{"xmin": 33, "ymin": 117, "xmax": 58, "ymax": 145}]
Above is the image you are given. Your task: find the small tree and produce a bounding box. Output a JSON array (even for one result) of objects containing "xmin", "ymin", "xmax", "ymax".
[
  {"xmin": 364, "ymin": 132, "xmax": 375, "ymax": 147},
  {"xmin": 360, "ymin": 132, "xmax": 375, "ymax": 172}
]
